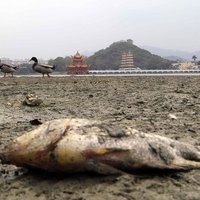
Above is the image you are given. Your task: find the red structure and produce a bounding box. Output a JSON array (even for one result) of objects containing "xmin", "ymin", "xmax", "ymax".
[{"xmin": 67, "ymin": 51, "xmax": 90, "ymax": 74}]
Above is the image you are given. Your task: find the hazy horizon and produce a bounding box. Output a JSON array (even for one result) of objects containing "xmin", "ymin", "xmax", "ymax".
[{"xmin": 1, "ymin": 0, "xmax": 200, "ymax": 60}]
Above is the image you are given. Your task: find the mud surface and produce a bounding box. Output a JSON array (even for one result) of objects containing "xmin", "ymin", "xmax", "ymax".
[{"xmin": 1, "ymin": 76, "xmax": 200, "ymax": 200}]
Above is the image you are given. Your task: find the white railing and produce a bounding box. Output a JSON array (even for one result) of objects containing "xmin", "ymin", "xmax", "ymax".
[{"xmin": 89, "ymin": 69, "xmax": 200, "ymax": 74}]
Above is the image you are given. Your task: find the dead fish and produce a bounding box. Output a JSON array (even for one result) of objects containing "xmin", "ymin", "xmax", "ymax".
[
  {"xmin": 1, "ymin": 118, "xmax": 200, "ymax": 175},
  {"xmin": 23, "ymin": 94, "xmax": 43, "ymax": 106}
]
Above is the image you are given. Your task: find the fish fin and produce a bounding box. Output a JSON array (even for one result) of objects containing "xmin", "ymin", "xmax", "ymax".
[
  {"xmin": 85, "ymin": 159, "xmax": 126, "ymax": 175},
  {"xmin": 170, "ymin": 160, "xmax": 200, "ymax": 170},
  {"xmin": 92, "ymin": 148, "xmax": 116, "ymax": 155}
]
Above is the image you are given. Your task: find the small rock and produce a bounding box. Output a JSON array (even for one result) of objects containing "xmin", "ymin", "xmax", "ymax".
[
  {"xmin": 29, "ymin": 119, "xmax": 43, "ymax": 125},
  {"xmin": 89, "ymin": 94, "xmax": 94, "ymax": 98},
  {"xmin": 168, "ymin": 113, "xmax": 177, "ymax": 120},
  {"xmin": 125, "ymin": 115, "xmax": 133, "ymax": 120},
  {"xmin": 12, "ymin": 102, "xmax": 22, "ymax": 107},
  {"xmin": 7, "ymin": 102, "xmax": 12, "ymax": 106}
]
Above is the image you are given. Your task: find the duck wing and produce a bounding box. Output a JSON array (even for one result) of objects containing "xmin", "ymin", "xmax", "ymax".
[
  {"xmin": 0, "ymin": 63, "xmax": 17, "ymax": 69},
  {"xmin": 33, "ymin": 64, "xmax": 56, "ymax": 74},
  {"xmin": 38, "ymin": 64, "xmax": 55, "ymax": 69},
  {"xmin": 0, "ymin": 63, "xmax": 18, "ymax": 73}
]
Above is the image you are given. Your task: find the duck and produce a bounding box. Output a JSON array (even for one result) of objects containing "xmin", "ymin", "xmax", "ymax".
[
  {"xmin": 29, "ymin": 57, "xmax": 56, "ymax": 78},
  {"xmin": 0, "ymin": 61, "xmax": 18, "ymax": 78}
]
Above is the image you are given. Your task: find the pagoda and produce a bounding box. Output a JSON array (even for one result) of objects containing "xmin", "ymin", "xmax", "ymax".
[
  {"xmin": 119, "ymin": 51, "xmax": 136, "ymax": 70},
  {"xmin": 67, "ymin": 51, "xmax": 90, "ymax": 74}
]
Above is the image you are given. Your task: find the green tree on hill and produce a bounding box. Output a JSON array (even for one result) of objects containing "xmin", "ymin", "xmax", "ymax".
[{"xmin": 87, "ymin": 40, "xmax": 172, "ymax": 70}]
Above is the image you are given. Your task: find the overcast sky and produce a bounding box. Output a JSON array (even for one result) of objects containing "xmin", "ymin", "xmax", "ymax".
[{"xmin": 1, "ymin": 0, "xmax": 200, "ymax": 60}]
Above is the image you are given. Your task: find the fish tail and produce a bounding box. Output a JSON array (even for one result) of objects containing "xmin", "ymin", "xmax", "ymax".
[{"xmin": 170, "ymin": 159, "xmax": 200, "ymax": 170}]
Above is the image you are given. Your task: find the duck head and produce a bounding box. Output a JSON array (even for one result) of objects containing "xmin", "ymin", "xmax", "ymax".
[
  {"xmin": 0, "ymin": 60, "xmax": 3, "ymax": 69},
  {"xmin": 29, "ymin": 57, "xmax": 38, "ymax": 63}
]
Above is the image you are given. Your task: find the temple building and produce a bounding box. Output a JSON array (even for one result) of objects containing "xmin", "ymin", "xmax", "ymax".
[
  {"xmin": 67, "ymin": 51, "xmax": 90, "ymax": 74},
  {"xmin": 119, "ymin": 51, "xmax": 136, "ymax": 70}
]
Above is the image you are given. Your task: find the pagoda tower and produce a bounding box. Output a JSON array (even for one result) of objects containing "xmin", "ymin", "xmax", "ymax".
[
  {"xmin": 67, "ymin": 51, "xmax": 90, "ymax": 74},
  {"xmin": 119, "ymin": 51, "xmax": 135, "ymax": 70}
]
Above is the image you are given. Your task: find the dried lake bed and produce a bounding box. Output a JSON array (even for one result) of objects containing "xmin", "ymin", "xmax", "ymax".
[{"xmin": 1, "ymin": 76, "xmax": 200, "ymax": 200}]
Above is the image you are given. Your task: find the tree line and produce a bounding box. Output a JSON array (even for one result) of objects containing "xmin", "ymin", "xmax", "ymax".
[{"xmin": 15, "ymin": 40, "xmax": 199, "ymax": 74}]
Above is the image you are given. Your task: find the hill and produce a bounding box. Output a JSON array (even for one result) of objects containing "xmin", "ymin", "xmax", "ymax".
[
  {"xmin": 140, "ymin": 46, "xmax": 200, "ymax": 61},
  {"xmin": 87, "ymin": 40, "xmax": 172, "ymax": 70},
  {"xmin": 163, "ymin": 56, "xmax": 188, "ymax": 62}
]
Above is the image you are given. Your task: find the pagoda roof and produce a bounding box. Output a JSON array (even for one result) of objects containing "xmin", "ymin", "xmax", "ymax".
[
  {"xmin": 71, "ymin": 51, "xmax": 85, "ymax": 59},
  {"xmin": 75, "ymin": 51, "xmax": 81, "ymax": 57}
]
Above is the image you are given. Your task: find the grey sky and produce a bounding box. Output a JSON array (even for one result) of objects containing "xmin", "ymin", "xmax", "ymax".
[{"xmin": 1, "ymin": 0, "xmax": 200, "ymax": 60}]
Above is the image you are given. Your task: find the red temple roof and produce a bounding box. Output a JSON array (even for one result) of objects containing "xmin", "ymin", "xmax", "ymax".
[
  {"xmin": 67, "ymin": 51, "xmax": 90, "ymax": 73},
  {"xmin": 71, "ymin": 51, "xmax": 85, "ymax": 60}
]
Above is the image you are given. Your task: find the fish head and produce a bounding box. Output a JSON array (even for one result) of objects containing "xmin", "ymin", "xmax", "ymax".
[{"xmin": 1, "ymin": 119, "xmax": 71, "ymax": 168}]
